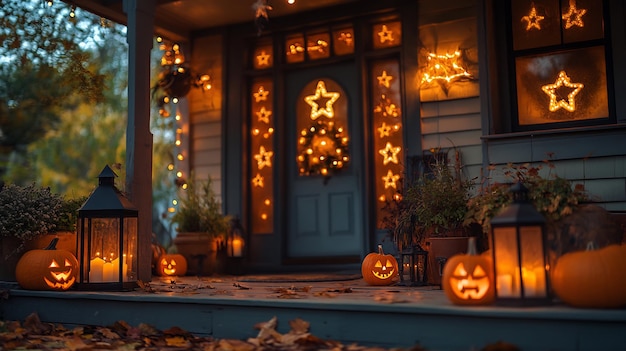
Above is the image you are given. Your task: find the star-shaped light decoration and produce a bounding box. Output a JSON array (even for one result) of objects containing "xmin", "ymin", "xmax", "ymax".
[
  {"xmin": 304, "ymin": 80, "xmax": 340, "ymax": 120},
  {"xmin": 374, "ymin": 95, "xmax": 400, "ymax": 118},
  {"xmin": 253, "ymin": 86, "xmax": 269, "ymax": 102},
  {"xmin": 252, "ymin": 173, "xmax": 264, "ymax": 187},
  {"xmin": 338, "ymin": 32, "xmax": 353, "ymax": 46},
  {"xmin": 562, "ymin": 0, "xmax": 587, "ymax": 29},
  {"xmin": 541, "ymin": 71, "xmax": 584, "ymax": 112},
  {"xmin": 377, "ymin": 122, "xmax": 392, "ymax": 138},
  {"xmin": 521, "ymin": 3, "xmax": 545, "ymax": 31},
  {"xmin": 255, "ymin": 107, "xmax": 272, "ymax": 123},
  {"xmin": 256, "ymin": 51, "xmax": 271, "ymax": 66},
  {"xmin": 377, "ymin": 70, "xmax": 393, "ymax": 88},
  {"xmin": 379, "ymin": 142, "xmax": 401, "ymax": 165},
  {"xmin": 382, "ymin": 169, "xmax": 400, "ymax": 189},
  {"xmin": 378, "ymin": 24, "xmax": 394, "ymax": 44},
  {"xmin": 254, "ymin": 145, "xmax": 273, "ymax": 169}
]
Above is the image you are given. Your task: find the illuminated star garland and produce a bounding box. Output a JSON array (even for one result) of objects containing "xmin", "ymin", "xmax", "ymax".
[
  {"xmin": 541, "ymin": 71, "xmax": 584, "ymax": 112},
  {"xmin": 297, "ymin": 120, "xmax": 350, "ymax": 177},
  {"xmin": 256, "ymin": 51, "xmax": 271, "ymax": 66},
  {"xmin": 374, "ymin": 94, "xmax": 400, "ymax": 118},
  {"xmin": 377, "ymin": 70, "xmax": 393, "ymax": 88},
  {"xmin": 378, "ymin": 24, "xmax": 394, "ymax": 43},
  {"xmin": 304, "ymin": 81, "xmax": 340, "ymax": 120},
  {"xmin": 254, "ymin": 86, "xmax": 269, "ymax": 102},
  {"xmin": 562, "ymin": 0, "xmax": 587, "ymax": 29},
  {"xmin": 382, "ymin": 169, "xmax": 400, "ymax": 189},
  {"xmin": 521, "ymin": 3, "xmax": 545, "ymax": 31},
  {"xmin": 379, "ymin": 142, "xmax": 401, "ymax": 165},
  {"xmin": 255, "ymin": 107, "xmax": 272, "ymax": 124},
  {"xmin": 254, "ymin": 145, "xmax": 273, "ymax": 169}
]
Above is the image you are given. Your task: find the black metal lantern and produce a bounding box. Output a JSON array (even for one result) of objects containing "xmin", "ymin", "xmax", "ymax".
[
  {"xmin": 225, "ymin": 216, "xmax": 246, "ymax": 275},
  {"xmin": 490, "ymin": 182, "xmax": 550, "ymax": 305},
  {"xmin": 75, "ymin": 166, "xmax": 138, "ymax": 291},
  {"xmin": 398, "ymin": 244, "xmax": 428, "ymax": 286}
]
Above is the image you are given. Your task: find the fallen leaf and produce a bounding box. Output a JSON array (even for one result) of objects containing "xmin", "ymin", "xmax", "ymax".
[
  {"xmin": 165, "ymin": 335, "xmax": 191, "ymax": 347},
  {"xmin": 218, "ymin": 338, "xmax": 257, "ymax": 351},
  {"xmin": 233, "ymin": 282, "xmax": 251, "ymax": 290},
  {"xmin": 289, "ymin": 318, "xmax": 309, "ymax": 334}
]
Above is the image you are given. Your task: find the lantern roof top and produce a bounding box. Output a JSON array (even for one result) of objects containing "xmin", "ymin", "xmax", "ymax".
[
  {"xmin": 79, "ymin": 165, "xmax": 138, "ymax": 216},
  {"xmin": 490, "ymin": 183, "xmax": 545, "ymax": 226}
]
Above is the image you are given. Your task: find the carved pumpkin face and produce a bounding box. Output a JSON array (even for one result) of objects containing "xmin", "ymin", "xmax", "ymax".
[
  {"xmin": 361, "ymin": 245, "xmax": 398, "ymax": 286},
  {"xmin": 442, "ymin": 238, "xmax": 495, "ymax": 305},
  {"xmin": 44, "ymin": 258, "xmax": 77, "ymax": 290},
  {"xmin": 15, "ymin": 238, "xmax": 79, "ymax": 291},
  {"xmin": 155, "ymin": 254, "xmax": 188, "ymax": 276}
]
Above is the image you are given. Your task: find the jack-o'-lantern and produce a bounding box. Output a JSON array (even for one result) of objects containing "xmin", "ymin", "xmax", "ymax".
[
  {"xmin": 551, "ymin": 242, "xmax": 626, "ymax": 308},
  {"xmin": 15, "ymin": 238, "xmax": 79, "ymax": 291},
  {"xmin": 155, "ymin": 253, "xmax": 188, "ymax": 276},
  {"xmin": 361, "ymin": 245, "xmax": 398, "ymax": 286},
  {"xmin": 442, "ymin": 238, "xmax": 494, "ymax": 305}
]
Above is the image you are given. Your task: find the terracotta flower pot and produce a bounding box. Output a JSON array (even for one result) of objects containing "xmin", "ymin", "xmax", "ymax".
[{"xmin": 172, "ymin": 232, "xmax": 222, "ymax": 276}]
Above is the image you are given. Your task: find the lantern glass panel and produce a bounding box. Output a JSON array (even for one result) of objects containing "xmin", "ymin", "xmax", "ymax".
[
  {"xmin": 493, "ymin": 226, "xmax": 521, "ymax": 298},
  {"xmin": 520, "ymin": 226, "xmax": 547, "ymax": 298}
]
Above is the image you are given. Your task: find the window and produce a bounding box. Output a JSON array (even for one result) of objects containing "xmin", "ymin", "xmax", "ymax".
[{"xmin": 508, "ymin": 0, "xmax": 612, "ymax": 130}]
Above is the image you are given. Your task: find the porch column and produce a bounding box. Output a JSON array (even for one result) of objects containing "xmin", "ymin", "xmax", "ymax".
[{"xmin": 123, "ymin": 0, "xmax": 155, "ymax": 282}]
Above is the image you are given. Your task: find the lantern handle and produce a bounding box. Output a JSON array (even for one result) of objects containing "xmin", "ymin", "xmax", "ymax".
[
  {"xmin": 44, "ymin": 238, "xmax": 60, "ymax": 250},
  {"xmin": 466, "ymin": 237, "xmax": 477, "ymax": 255}
]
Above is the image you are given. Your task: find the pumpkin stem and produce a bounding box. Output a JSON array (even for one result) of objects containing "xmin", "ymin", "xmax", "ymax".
[
  {"xmin": 466, "ymin": 237, "xmax": 477, "ymax": 256},
  {"xmin": 45, "ymin": 238, "xmax": 59, "ymax": 250},
  {"xmin": 377, "ymin": 244, "xmax": 384, "ymax": 255},
  {"xmin": 585, "ymin": 241, "xmax": 598, "ymax": 251}
]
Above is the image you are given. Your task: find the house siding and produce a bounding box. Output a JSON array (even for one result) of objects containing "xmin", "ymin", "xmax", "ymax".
[{"xmin": 188, "ymin": 35, "xmax": 224, "ymax": 200}]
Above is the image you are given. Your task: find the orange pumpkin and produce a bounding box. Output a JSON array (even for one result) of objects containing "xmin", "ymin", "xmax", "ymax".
[
  {"xmin": 442, "ymin": 238, "xmax": 495, "ymax": 305},
  {"xmin": 15, "ymin": 238, "xmax": 79, "ymax": 291},
  {"xmin": 155, "ymin": 253, "xmax": 188, "ymax": 276},
  {"xmin": 551, "ymin": 242, "xmax": 626, "ymax": 308},
  {"xmin": 361, "ymin": 245, "xmax": 398, "ymax": 286}
]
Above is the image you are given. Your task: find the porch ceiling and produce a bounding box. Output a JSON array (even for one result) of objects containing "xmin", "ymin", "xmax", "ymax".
[{"xmin": 68, "ymin": 0, "xmax": 358, "ymax": 41}]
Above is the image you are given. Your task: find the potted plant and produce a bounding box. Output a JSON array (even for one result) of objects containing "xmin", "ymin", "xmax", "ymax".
[
  {"xmin": 465, "ymin": 157, "xmax": 622, "ymax": 264},
  {"xmin": 0, "ymin": 183, "xmax": 64, "ymax": 281},
  {"xmin": 170, "ymin": 174, "xmax": 230, "ymax": 276},
  {"xmin": 407, "ymin": 152, "xmax": 479, "ymax": 285},
  {"xmin": 25, "ymin": 195, "xmax": 87, "ymax": 255}
]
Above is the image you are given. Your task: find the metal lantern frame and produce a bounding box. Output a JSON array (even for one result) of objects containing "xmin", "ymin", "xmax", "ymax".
[
  {"xmin": 490, "ymin": 182, "xmax": 551, "ymax": 306},
  {"xmin": 75, "ymin": 165, "xmax": 138, "ymax": 291},
  {"xmin": 225, "ymin": 216, "xmax": 246, "ymax": 275},
  {"xmin": 398, "ymin": 244, "xmax": 429, "ymax": 286}
]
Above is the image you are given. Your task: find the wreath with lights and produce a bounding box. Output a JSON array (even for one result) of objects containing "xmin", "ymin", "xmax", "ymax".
[{"xmin": 297, "ymin": 119, "xmax": 350, "ymax": 177}]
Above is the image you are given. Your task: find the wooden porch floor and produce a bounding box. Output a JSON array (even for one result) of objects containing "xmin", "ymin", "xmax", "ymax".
[{"xmin": 2, "ymin": 273, "xmax": 626, "ymax": 351}]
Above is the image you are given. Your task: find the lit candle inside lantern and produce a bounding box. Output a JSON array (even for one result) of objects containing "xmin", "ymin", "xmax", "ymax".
[
  {"xmin": 102, "ymin": 255, "xmax": 118, "ymax": 282},
  {"xmin": 521, "ymin": 268, "xmax": 537, "ymax": 297},
  {"xmin": 232, "ymin": 237, "xmax": 243, "ymax": 257},
  {"xmin": 89, "ymin": 253, "xmax": 104, "ymax": 282},
  {"xmin": 497, "ymin": 274, "xmax": 514, "ymax": 297}
]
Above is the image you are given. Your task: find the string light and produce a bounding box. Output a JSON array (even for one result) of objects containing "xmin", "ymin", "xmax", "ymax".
[
  {"xmin": 304, "ymin": 80, "xmax": 340, "ymax": 120},
  {"xmin": 562, "ymin": 0, "xmax": 586, "ymax": 29},
  {"xmin": 377, "ymin": 24, "xmax": 394, "ymax": 44},
  {"xmin": 377, "ymin": 70, "xmax": 393, "ymax": 88},
  {"xmin": 421, "ymin": 51, "xmax": 472, "ymax": 85},
  {"xmin": 541, "ymin": 70, "xmax": 584, "ymax": 112},
  {"xmin": 521, "ymin": 3, "xmax": 545, "ymax": 31},
  {"xmin": 379, "ymin": 142, "xmax": 401, "ymax": 165}
]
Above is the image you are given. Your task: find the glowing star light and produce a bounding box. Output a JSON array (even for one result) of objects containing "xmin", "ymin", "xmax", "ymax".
[
  {"xmin": 421, "ymin": 51, "xmax": 472, "ymax": 85},
  {"xmin": 377, "ymin": 70, "xmax": 393, "ymax": 88},
  {"xmin": 382, "ymin": 169, "xmax": 400, "ymax": 189},
  {"xmin": 541, "ymin": 71, "xmax": 584, "ymax": 112},
  {"xmin": 256, "ymin": 51, "xmax": 271, "ymax": 66},
  {"xmin": 255, "ymin": 107, "xmax": 272, "ymax": 124},
  {"xmin": 562, "ymin": 0, "xmax": 587, "ymax": 29},
  {"xmin": 304, "ymin": 81, "xmax": 340, "ymax": 120},
  {"xmin": 377, "ymin": 122, "xmax": 392, "ymax": 138},
  {"xmin": 378, "ymin": 24, "xmax": 394, "ymax": 44},
  {"xmin": 379, "ymin": 142, "xmax": 401, "ymax": 165},
  {"xmin": 252, "ymin": 173, "xmax": 264, "ymax": 187},
  {"xmin": 253, "ymin": 86, "xmax": 269, "ymax": 102},
  {"xmin": 254, "ymin": 145, "xmax": 273, "ymax": 169},
  {"xmin": 521, "ymin": 4, "xmax": 545, "ymax": 31}
]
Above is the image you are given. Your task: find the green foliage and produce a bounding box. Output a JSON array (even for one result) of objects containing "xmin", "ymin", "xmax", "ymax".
[
  {"xmin": 465, "ymin": 159, "xmax": 589, "ymax": 236},
  {"xmin": 171, "ymin": 175, "xmax": 230, "ymax": 239},
  {"xmin": 0, "ymin": 183, "xmax": 63, "ymax": 248},
  {"xmin": 54, "ymin": 195, "xmax": 88, "ymax": 233}
]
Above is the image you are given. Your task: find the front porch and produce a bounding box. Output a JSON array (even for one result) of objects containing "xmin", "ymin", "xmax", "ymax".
[{"xmin": 2, "ymin": 273, "xmax": 625, "ymax": 350}]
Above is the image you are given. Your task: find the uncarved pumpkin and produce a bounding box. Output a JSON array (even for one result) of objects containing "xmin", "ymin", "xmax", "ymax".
[
  {"xmin": 551, "ymin": 242, "xmax": 626, "ymax": 308},
  {"xmin": 16, "ymin": 238, "xmax": 79, "ymax": 291},
  {"xmin": 155, "ymin": 254, "xmax": 188, "ymax": 276},
  {"xmin": 442, "ymin": 238, "xmax": 495, "ymax": 305},
  {"xmin": 361, "ymin": 245, "xmax": 398, "ymax": 286}
]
